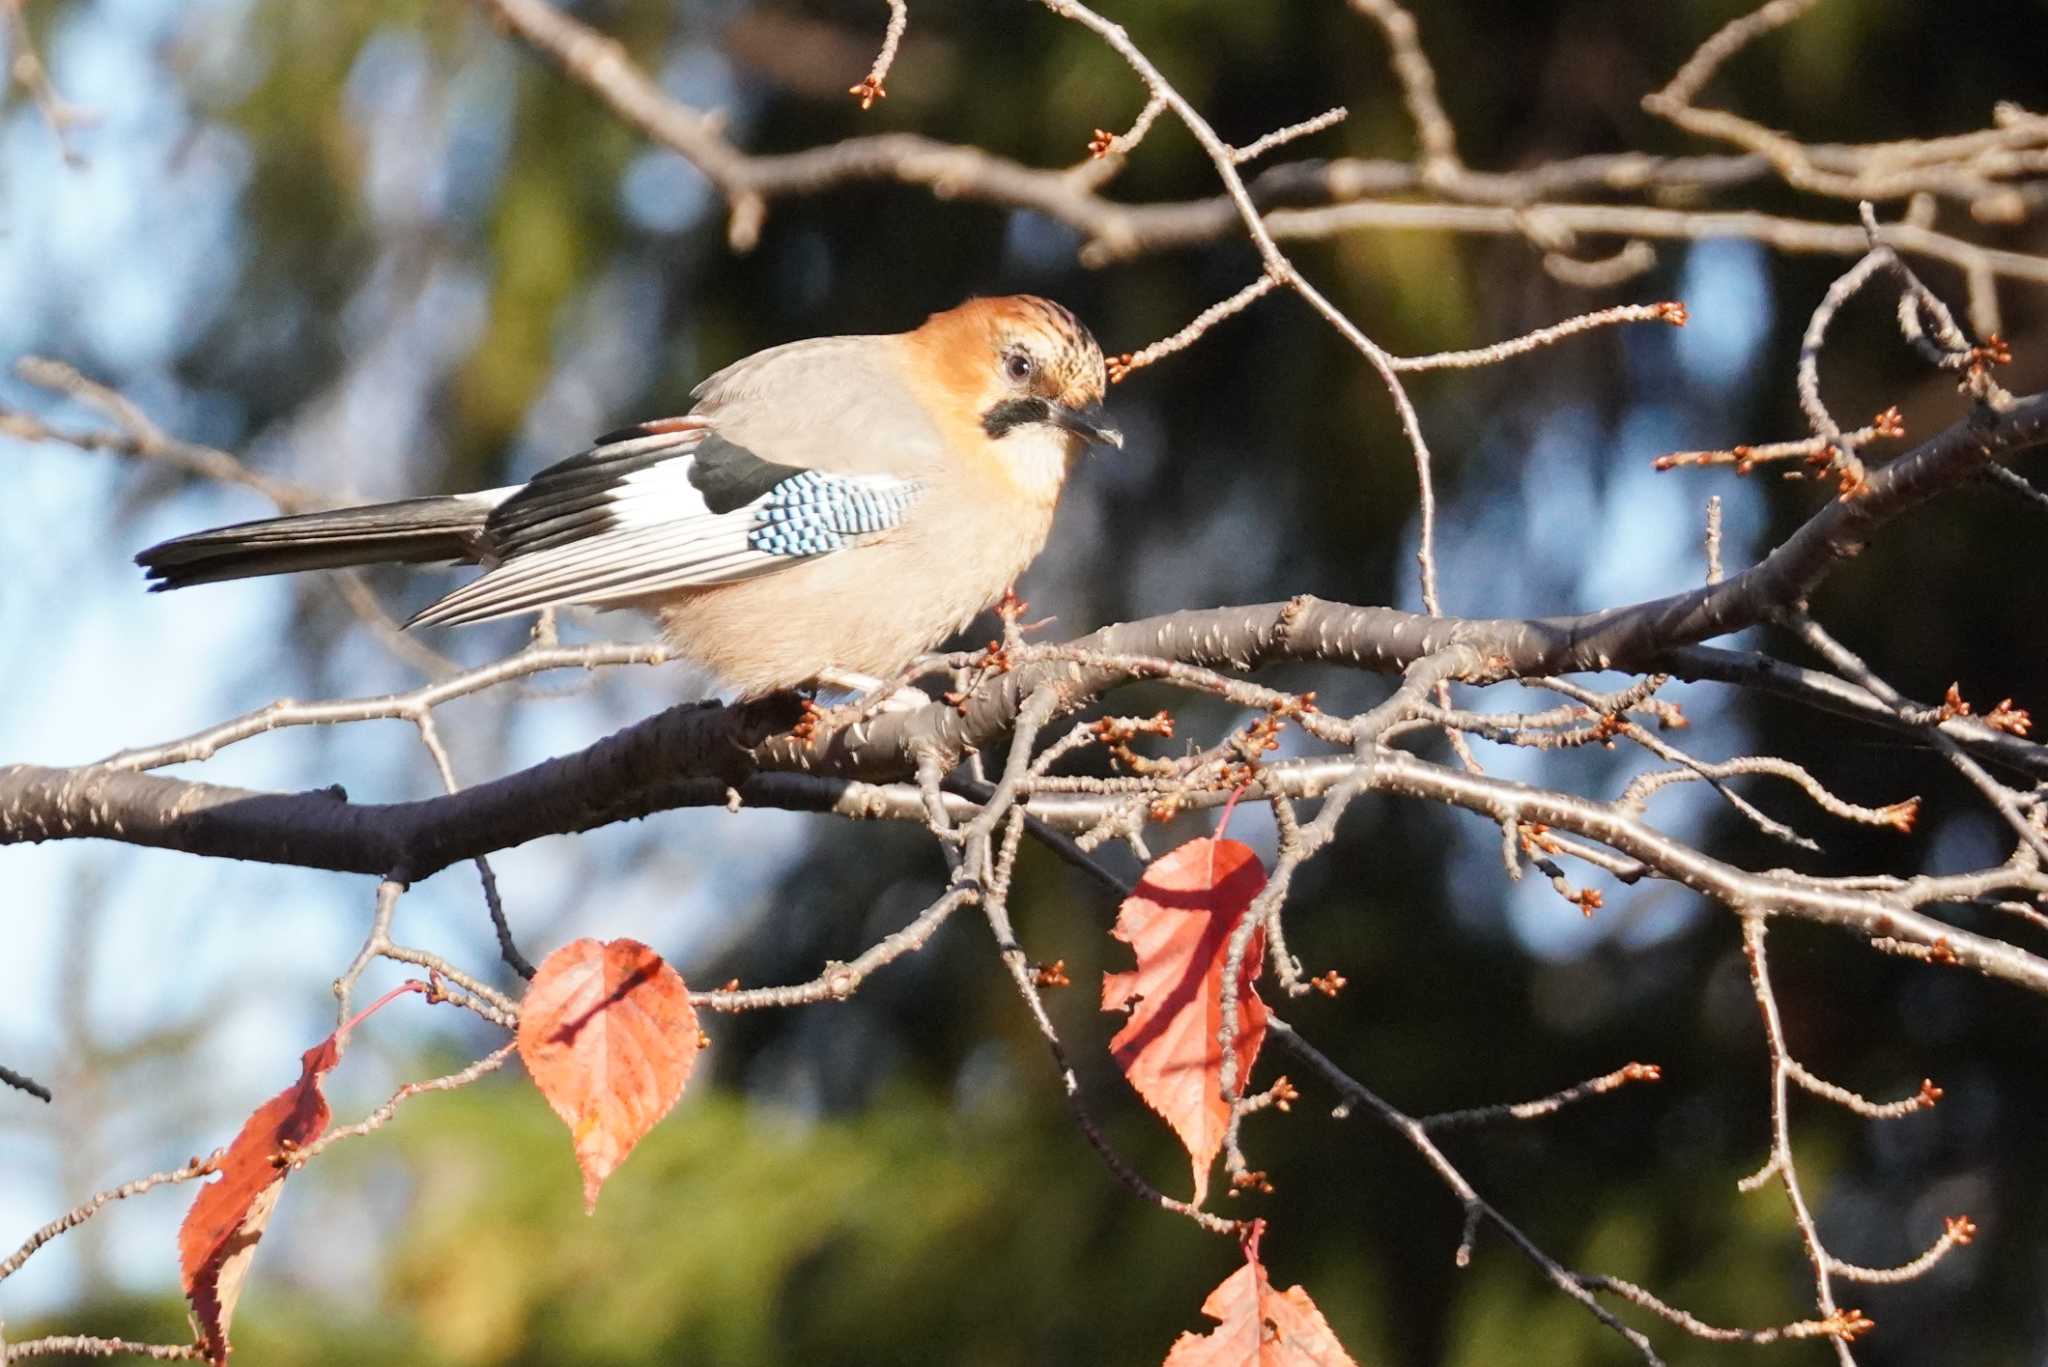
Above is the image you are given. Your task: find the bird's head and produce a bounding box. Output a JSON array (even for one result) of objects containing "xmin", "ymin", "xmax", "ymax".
[{"xmin": 909, "ymin": 296, "xmax": 1123, "ymax": 468}]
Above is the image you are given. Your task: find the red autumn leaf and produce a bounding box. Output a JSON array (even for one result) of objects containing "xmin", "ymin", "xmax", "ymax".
[
  {"xmin": 517, "ymin": 937, "xmax": 699, "ymax": 1212},
  {"xmin": 1102, "ymin": 836, "xmax": 1269, "ymax": 1204},
  {"xmin": 179, "ymin": 1037, "xmax": 338, "ymax": 1364},
  {"xmin": 1164, "ymin": 1243, "xmax": 1360, "ymax": 1366}
]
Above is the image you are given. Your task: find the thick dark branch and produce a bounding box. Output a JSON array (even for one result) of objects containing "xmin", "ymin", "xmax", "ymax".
[{"xmin": 0, "ymin": 702, "xmax": 873, "ymax": 881}]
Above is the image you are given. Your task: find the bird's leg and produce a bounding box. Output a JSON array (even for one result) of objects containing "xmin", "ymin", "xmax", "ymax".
[
  {"xmin": 995, "ymin": 588, "xmax": 1055, "ymax": 652},
  {"xmin": 996, "ymin": 589, "xmax": 1028, "ymax": 653},
  {"xmin": 934, "ymin": 592, "xmax": 1049, "ymax": 715}
]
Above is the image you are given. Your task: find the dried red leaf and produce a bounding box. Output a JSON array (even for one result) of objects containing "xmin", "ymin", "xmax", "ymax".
[
  {"xmin": 179, "ymin": 1038, "xmax": 338, "ymax": 1364},
  {"xmin": 517, "ymin": 938, "xmax": 698, "ymax": 1212},
  {"xmin": 1102, "ymin": 837, "xmax": 1269, "ymax": 1204},
  {"xmin": 1162, "ymin": 1248, "xmax": 1359, "ymax": 1366}
]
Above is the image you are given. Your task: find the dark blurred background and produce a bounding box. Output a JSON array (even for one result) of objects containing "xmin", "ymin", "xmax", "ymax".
[{"xmin": 5, "ymin": 1, "xmax": 2048, "ymax": 1363}]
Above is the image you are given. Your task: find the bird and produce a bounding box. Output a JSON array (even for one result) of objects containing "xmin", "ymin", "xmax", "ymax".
[{"xmin": 135, "ymin": 295, "xmax": 1121, "ymax": 699}]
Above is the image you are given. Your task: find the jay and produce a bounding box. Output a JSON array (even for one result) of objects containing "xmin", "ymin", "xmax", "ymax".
[{"xmin": 136, "ymin": 296, "xmax": 1120, "ymax": 698}]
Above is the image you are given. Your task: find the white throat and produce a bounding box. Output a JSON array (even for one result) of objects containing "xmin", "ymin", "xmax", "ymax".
[{"xmin": 999, "ymin": 424, "xmax": 1074, "ymax": 508}]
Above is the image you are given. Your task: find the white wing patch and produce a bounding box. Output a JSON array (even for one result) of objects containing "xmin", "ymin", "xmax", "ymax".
[{"xmin": 607, "ymin": 458, "xmax": 718, "ymax": 530}]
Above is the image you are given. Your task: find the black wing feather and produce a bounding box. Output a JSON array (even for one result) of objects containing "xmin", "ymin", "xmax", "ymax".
[
  {"xmin": 685, "ymin": 433, "xmax": 810, "ymax": 514},
  {"xmin": 486, "ymin": 422, "xmax": 707, "ymax": 559}
]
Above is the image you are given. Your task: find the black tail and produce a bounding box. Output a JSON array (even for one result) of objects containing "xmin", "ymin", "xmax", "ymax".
[{"xmin": 136, "ymin": 494, "xmax": 499, "ymax": 591}]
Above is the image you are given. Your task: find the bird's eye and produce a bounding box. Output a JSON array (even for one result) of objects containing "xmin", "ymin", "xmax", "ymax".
[{"xmin": 1003, "ymin": 350, "xmax": 1036, "ymax": 383}]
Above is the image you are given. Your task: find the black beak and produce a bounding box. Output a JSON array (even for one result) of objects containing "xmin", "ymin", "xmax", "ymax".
[{"xmin": 1049, "ymin": 402, "xmax": 1123, "ymax": 450}]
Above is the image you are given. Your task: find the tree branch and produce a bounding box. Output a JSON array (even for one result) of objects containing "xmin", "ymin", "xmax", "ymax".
[{"xmin": 7, "ymin": 387, "xmax": 2047, "ymax": 878}]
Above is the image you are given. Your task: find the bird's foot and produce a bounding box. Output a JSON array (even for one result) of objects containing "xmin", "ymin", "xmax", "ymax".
[{"xmin": 788, "ymin": 696, "xmax": 826, "ymax": 744}]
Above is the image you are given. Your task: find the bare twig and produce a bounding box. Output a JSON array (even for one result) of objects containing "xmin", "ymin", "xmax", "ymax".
[
  {"xmin": 1230, "ymin": 107, "xmax": 1347, "ymax": 166},
  {"xmin": 1740, "ymin": 917, "xmax": 1865, "ymax": 1365},
  {"xmin": 3, "ymin": 0, "xmax": 93, "ymax": 167},
  {"xmin": 1390, "ymin": 301, "xmax": 1686, "ymax": 372},
  {"xmin": 1343, "ymin": 0, "xmax": 1460, "ymax": 178},
  {"xmin": 1, "ymin": 1155, "xmax": 219, "ymax": 1283},
  {"xmin": 1704, "ymin": 495, "xmax": 1725, "ymax": 584},
  {"xmin": 847, "ymin": 0, "xmax": 907, "ymax": 109},
  {"xmin": 8, "ymin": 358, "xmax": 461, "ymax": 678},
  {"xmin": 1275, "ymin": 1019, "xmax": 1665, "ymax": 1363},
  {"xmin": 1107, "ymin": 276, "xmax": 1279, "ymax": 383},
  {"xmin": 414, "ymin": 712, "xmax": 535, "ymax": 979},
  {"xmin": 0, "ymin": 1063, "xmax": 51, "ymax": 1103},
  {"xmin": 2, "ymin": 1337, "xmax": 205, "ymax": 1362},
  {"xmin": 689, "ymin": 883, "xmax": 979, "ymax": 1011},
  {"xmin": 290, "ymin": 1044, "xmax": 518, "ymax": 1166},
  {"xmin": 1422, "ymin": 1062, "xmax": 1662, "ymax": 1131}
]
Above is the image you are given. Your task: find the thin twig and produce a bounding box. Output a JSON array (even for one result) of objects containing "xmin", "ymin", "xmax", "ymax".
[
  {"xmin": 690, "ymin": 884, "xmax": 979, "ymax": 1011},
  {"xmin": 1, "ymin": 1155, "xmax": 219, "ymax": 1283},
  {"xmin": 2, "ymin": 1337, "xmax": 205, "ymax": 1362},
  {"xmin": 1274, "ymin": 1019, "xmax": 1665, "ymax": 1364},
  {"xmin": 847, "ymin": 0, "xmax": 907, "ymax": 109},
  {"xmin": 1390, "ymin": 301, "xmax": 1685, "ymax": 372},
  {"xmin": 0, "ymin": 1063, "xmax": 52, "ymax": 1103},
  {"xmin": 3, "ymin": 0, "xmax": 93, "ymax": 167},
  {"xmin": 1422, "ymin": 1062, "xmax": 1662, "ymax": 1131},
  {"xmin": 1741, "ymin": 917, "xmax": 1865, "ymax": 1365},
  {"xmin": 1231, "ymin": 107, "xmax": 1347, "ymax": 166},
  {"xmin": 1108, "ymin": 276, "xmax": 1279, "ymax": 383},
  {"xmin": 291, "ymin": 1044, "xmax": 518, "ymax": 1166}
]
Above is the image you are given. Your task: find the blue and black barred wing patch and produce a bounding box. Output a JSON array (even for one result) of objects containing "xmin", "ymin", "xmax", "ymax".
[
  {"xmin": 747, "ymin": 470, "xmax": 922, "ymax": 557},
  {"xmin": 410, "ymin": 429, "xmax": 921, "ymax": 628}
]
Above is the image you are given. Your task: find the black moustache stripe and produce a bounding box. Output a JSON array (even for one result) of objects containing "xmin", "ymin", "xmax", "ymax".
[{"xmin": 981, "ymin": 396, "xmax": 1050, "ymax": 439}]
